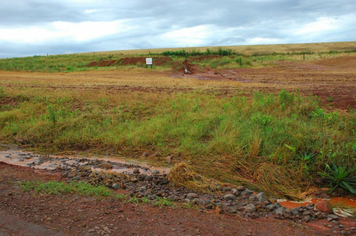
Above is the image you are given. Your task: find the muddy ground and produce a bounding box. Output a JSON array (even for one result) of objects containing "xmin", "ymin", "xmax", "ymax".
[
  {"xmin": 0, "ymin": 161, "xmax": 344, "ymax": 236},
  {"xmin": 178, "ymin": 55, "xmax": 356, "ymax": 110}
]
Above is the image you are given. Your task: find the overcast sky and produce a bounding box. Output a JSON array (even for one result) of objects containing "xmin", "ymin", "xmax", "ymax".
[{"xmin": 0, "ymin": 0, "xmax": 355, "ymax": 58}]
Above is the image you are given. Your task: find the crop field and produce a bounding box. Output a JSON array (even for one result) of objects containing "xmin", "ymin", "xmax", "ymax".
[{"xmin": 0, "ymin": 41, "xmax": 356, "ymax": 199}]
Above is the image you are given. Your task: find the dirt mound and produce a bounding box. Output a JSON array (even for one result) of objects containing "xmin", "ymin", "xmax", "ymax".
[
  {"xmin": 182, "ymin": 59, "xmax": 199, "ymax": 74},
  {"xmin": 117, "ymin": 57, "xmax": 172, "ymax": 66},
  {"xmin": 86, "ymin": 61, "xmax": 98, "ymax": 67},
  {"xmin": 86, "ymin": 57, "xmax": 172, "ymax": 68},
  {"xmin": 86, "ymin": 60, "xmax": 117, "ymax": 67}
]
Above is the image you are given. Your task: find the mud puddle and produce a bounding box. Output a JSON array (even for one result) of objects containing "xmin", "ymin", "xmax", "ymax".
[{"xmin": 0, "ymin": 150, "xmax": 170, "ymax": 176}]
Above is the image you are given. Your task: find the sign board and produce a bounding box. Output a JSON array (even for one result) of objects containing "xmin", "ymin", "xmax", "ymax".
[{"xmin": 146, "ymin": 58, "xmax": 153, "ymax": 65}]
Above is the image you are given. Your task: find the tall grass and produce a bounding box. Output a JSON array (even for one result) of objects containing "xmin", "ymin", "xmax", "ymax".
[{"xmin": 1, "ymin": 86, "xmax": 355, "ymax": 198}]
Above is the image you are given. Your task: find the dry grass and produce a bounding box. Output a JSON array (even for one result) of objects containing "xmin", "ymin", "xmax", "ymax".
[
  {"xmin": 80, "ymin": 41, "xmax": 356, "ymax": 56},
  {"xmin": 0, "ymin": 70, "xmax": 243, "ymax": 91},
  {"xmin": 168, "ymin": 162, "xmax": 219, "ymax": 193}
]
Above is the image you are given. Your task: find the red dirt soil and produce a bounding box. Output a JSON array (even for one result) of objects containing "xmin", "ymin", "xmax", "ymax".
[
  {"xmin": 86, "ymin": 57, "xmax": 173, "ymax": 67},
  {"xmin": 0, "ymin": 162, "xmax": 330, "ymax": 236},
  {"xmin": 178, "ymin": 55, "xmax": 356, "ymax": 110}
]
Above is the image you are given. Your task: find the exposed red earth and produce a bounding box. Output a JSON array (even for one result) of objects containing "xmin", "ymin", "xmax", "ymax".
[
  {"xmin": 86, "ymin": 57, "xmax": 173, "ymax": 67},
  {"xmin": 178, "ymin": 55, "xmax": 356, "ymax": 110},
  {"xmin": 0, "ymin": 161, "xmax": 343, "ymax": 236},
  {"xmin": 86, "ymin": 55, "xmax": 356, "ymax": 110}
]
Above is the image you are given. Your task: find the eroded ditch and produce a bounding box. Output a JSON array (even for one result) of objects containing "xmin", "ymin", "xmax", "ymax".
[{"xmin": 1, "ymin": 149, "xmax": 355, "ymax": 234}]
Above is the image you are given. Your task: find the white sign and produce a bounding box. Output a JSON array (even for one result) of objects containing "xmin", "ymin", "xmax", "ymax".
[{"xmin": 146, "ymin": 58, "xmax": 153, "ymax": 65}]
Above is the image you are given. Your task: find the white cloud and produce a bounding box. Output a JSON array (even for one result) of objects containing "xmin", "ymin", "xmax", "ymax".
[
  {"xmin": 247, "ymin": 37, "xmax": 283, "ymax": 45},
  {"xmin": 160, "ymin": 25, "xmax": 212, "ymax": 46},
  {"xmin": 295, "ymin": 17, "xmax": 339, "ymax": 35},
  {"xmin": 0, "ymin": 20, "xmax": 131, "ymax": 44}
]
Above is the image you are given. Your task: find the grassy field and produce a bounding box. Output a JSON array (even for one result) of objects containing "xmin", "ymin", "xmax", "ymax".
[
  {"xmin": 0, "ymin": 42, "xmax": 356, "ymax": 199},
  {"xmin": 82, "ymin": 41, "xmax": 356, "ymax": 56},
  {"xmin": 0, "ymin": 41, "xmax": 355, "ymax": 73}
]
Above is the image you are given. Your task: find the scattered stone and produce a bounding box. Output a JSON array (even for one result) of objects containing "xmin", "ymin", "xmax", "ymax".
[
  {"xmin": 327, "ymin": 214, "xmax": 339, "ymax": 222},
  {"xmin": 303, "ymin": 210, "xmax": 312, "ymax": 216},
  {"xmin": 231, "ymin": 188, "xmax": 238, "ymax": 195},
  {"xmin": 274, "ymin": 207, "xmax": 286, "ymax": 215},
  {"xmin": 265, "ymin": 204, "xmax": 275, "ymax": 210},
  {"xmin": 228, "ymin": 206, "xmax": 239, "ymax": 213},
  {"xmin": 244, "ymin": 204, "xmax": 257, "ymax": 213},
  {"xmin": 256, "ymin": 192, "xmax": 268, "ymax": 202},
  {"xmin": 152, "ymin": 170, "xmax": 160, "ymax": 175},
  {"xmin": 249, "ymin": 195, "xmax": 257, "ymax": 202},
  {"xmin": 315, "ymin": 200, "xmax": 333, "ymax": 214},
  {"xmin": 241, "ymin": 189, "xmax": 253, "ymax": 196},
  {"xmin": 291, "ymin": 208, "xmax": 299, "ymax": 216},
  {"xmin": 237, "ymin": 186, "xmax": 245, "ymax": 191},
  {"xmin": 112, "ymin": 183, "xmax": 120, "ymax": 190},
  {"xmin": 187, "ymin": 193, "xmax": 199, "ymax": 199},
  {"xmin": 133, "ymin": 168, "xmax": 140, "ymax": 174},
  {"xmin": 303, "ymin": 215, "xmax": 311, "ymax": 222},
  {"xmin": 223, "ymin": 194, "xmax": 236, "ymax": 201}
]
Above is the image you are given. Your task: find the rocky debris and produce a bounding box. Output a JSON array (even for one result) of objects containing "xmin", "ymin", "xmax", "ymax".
[
  {"xmin": 244, "ymin": 204, "xmax": 257, "ymax": 213},
  {"xmin": 223, "ymin": 194, "xmax": 236, "ymax": 201},
  {"xmin": 186, "ymin": 193, "xmax": 199, "ymax": 200},
  {"xmin": 0, "ymin": 150, "xmax": 352, "ymax": 232},
  {"xmin": 241, "ymin": 189, "xmax": 254, "ymax": 196},
  {"xmin": 256, "ymin": 192, "xmax": 268, "ymax": 202},
  {"xmin": 327, "ymin": 214, "xmax": 339, "ymax": 221},
  {"xmin": 237, "ymin": 186, "xmax": 245, "ymax": 191},
  {"xmin": 315, "ymin": 200, "xmax": 333, "ymax": 214}
]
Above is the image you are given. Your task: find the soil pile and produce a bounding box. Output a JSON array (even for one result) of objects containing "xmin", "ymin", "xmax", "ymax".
[
  {"xmin": 86, "ymin": 57, "xmax": 172, "ymax": 67},
  {"xmin": 182, "ymin": 59, "xmax": 199, "ymax": 74}
]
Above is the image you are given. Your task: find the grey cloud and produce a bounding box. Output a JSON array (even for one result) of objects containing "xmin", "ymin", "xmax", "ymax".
[{"xmin": 0, "ymin": 0, "xmax": 355, "ymax": 58}]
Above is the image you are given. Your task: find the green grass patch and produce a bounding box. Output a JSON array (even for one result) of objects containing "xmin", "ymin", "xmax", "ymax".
[
  {"xmin": 3, "ymin": 88, "xmax": 355, "ymax": 199},
  {"xmin": 20, "ymin": 180, "xmax": 117, "ymax": 198}
]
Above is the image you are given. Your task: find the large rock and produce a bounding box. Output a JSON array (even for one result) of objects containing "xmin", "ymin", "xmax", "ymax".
[{"xmin": 315, "ymin": 200, "xmax": 333, "ymax": 214}]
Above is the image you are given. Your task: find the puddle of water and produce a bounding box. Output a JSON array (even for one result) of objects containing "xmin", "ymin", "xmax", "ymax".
[{"xmin": 0, "ymin": 150, "xmax": 170, "ymax": 175}]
